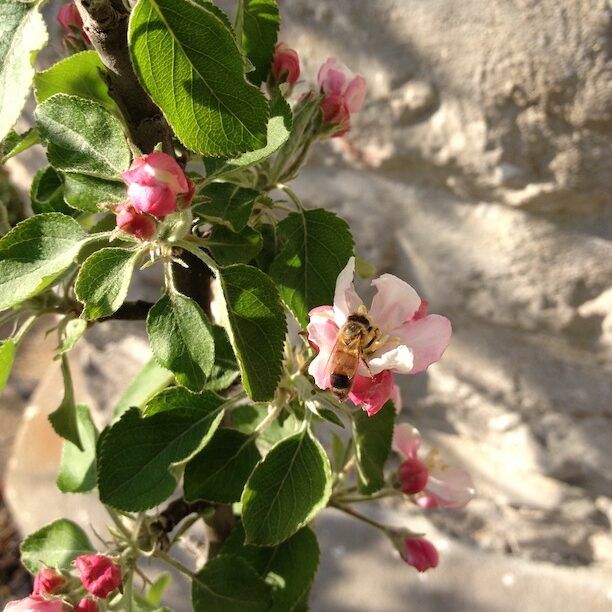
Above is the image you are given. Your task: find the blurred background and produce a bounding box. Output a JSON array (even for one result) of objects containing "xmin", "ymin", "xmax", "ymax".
[{"xmin": 1, "ymin": 0, "xmax": 611, "ymax": 610}]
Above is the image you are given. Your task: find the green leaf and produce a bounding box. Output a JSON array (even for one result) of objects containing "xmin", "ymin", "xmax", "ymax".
[
  {"xmin": 206, "ymin": 325, "xmax": 240, "ymax": 392},
  {"xmin": 1, "ymin": 127, "xmax": 39, "ymax": 163},
  {"xmin": 242, "ymin": 429, "xmax": 331, "ymax": 546},
  {"xmin": 30, "ymin": 166, "xmax": 74, "ymax": 215},
  {"xmin": 63, "ymin": 174, "xmax": 125, "ymax": 213},
  {"xmin": 48, "ymin": 356, "xmax": 83, "ymax": 450},
  {"xmin": 242, "ymin": 0, "xmax": 280, "ymax": 84},
  {"xmin": 218, "ymin": 264, "xmax": 286, "ymax": 401},
  {"xmin": 57, "ymin": 318, "xmax": 88, "ymax": 357},
  {"xmin": 129, "ymin": 0, "xmax": 268, "ymax": 156},
  {"xmin": 147, "ymin": 291, "xmax": 215, "ymax": 392},
  {"xmin": 184, "ymin": 428, "xmax": 260, "ymax": 503},
  {"xmin": 0, "ymin": 213, "xmax": 86, "ymax": 311},
  {"xmin": 56, "ymin": 404, "xmax": 98, "ymax": 493},
  {"xmin": 192, "ymin": 555, "xmax": 272, "ymax": 612},
  {"xmin": 222, "ymin": 524, "xmax": 319, "ymax": 612},
  {"xmin": 0, "ymin": 0, "xmax": 48, "ymax": 141},
  {"xmin": 114, "ymin": 358, "xmax": 174, "ymax": 417},
  {"xmin": 270, "ymin": 208, "xmax": 354, "ymax": 327},
  {"xmin": 207, "ymin": 225, "xmax": 262, "ymax": 266},
  {"xmin": 20, "ymin": 519, "xmax": 94, "ymax": 574},
  {"xmin": 194, "ymin": 183, "xmax": 259, "ymax": 232},
  {"xmin": 34, "ymin": 50, "xmax": 117, "ymax": 113},
  {"xmin": 232, "ymin": 405, "xmax": 300, "ymax": 452},
  {"xmin": 147, "ymin": 573, "xmax": 171, "ymax": 606},
  {"xmin": 254, "ymin": 222, "xmax": 278, "ymax": 273},
  {"xmin": 352, "ymin": 400, "xmax": 395, "ymax": 494},
  {"xmin": 98, "ymin": 389, "xmax": 226, "ymax": 510},
  {"xmin": 0, "ymin": 338, "xmax": 15, "ymax": 392},
  {"xmin": 36, "ymin": 94, "xmax": 131, "ymax": 179},
  {"xmin": 76, "ymin": 248, "xmax": 141, "ymax": 320},
  {"xmin": 209, "ymin": 95, "xmax": 292, "ymax": 177}
]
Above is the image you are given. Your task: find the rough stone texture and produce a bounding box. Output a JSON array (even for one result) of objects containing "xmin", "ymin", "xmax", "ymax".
[{"xmin": 280, "ymin": 0, "xmax": 612, "ymax": 568}]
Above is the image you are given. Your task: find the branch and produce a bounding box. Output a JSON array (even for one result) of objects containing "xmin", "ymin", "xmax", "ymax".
[
  {"xmin": 98, "ymin": 300, "xmax": 154, "ymax": 321},
  {"xmin": 74, "ymin": 0, "xmax": 173, "ymax": 154}
]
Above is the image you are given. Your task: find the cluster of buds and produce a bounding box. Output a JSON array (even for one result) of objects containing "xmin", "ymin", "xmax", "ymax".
[
  {"xmin": 4, "ymin": 554, "xmax": 122, "ymax": 611},
  {"xmin": 56, "ymin": 2, "xmax": 90, "ymax": 52},
  {"xmin": 270, "ymin": 42, "xmax": 366, "ymax": 138},
  {"xmin": 114, "ymin": 151, "xmax": 194, "ymax": 241}
]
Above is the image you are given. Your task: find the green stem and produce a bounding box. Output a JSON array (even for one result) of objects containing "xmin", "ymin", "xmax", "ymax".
[
  {"xmin": 275, "ymin": 183, "xmax": 304, "ymax": 211},
  {"xmin": 106, "ymin": 506, "xmax": 134, "ymax": 542},
  {"xmin": 155, "ymin": 550, "xmax": 196, "ymax": 579},
  {"xmin": 254, "ymin": 401, "xmax": 284, "ymax": 434},
  {"xmin": 331, "ymin": 503, "xmax": 389, "ymax": 533},
  {"xmin": 175, "ymin": 239, "xmax": 219, "ymax": 274},
  {"xmin": 234, "ymin": 0, "xmax": 245, "ymax": 43},
  {"xmin": 13, "ymin": 314, "xmax": 38, "ymax": 346},
  {"xmin": 334, "ymin": 488, "xmax": 398, "ymax": 504}
]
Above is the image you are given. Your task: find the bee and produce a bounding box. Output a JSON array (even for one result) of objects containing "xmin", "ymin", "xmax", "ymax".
[{"xmin": 325, "ymin": 305, "xmax": 385, "ymax": 401}]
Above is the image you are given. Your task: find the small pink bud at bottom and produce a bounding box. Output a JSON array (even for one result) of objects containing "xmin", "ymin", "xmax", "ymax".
[
  {"xmin": 398, "ymin": 458, "xmax": 429, "ymax": 495},
  {"xmin": 75, "ymin": 598, "xmax": 98, "ymax": 612},
  {"xmin": 33, "ymin": 568, "xmax": 66, "ymax": 595},
  {"xmin": 75, "ymin": 554, "xmax": 122, "ymax": 599},
  {"xmin": 115, "ymin": 202, "xmax": 156, "ymax": 240},
  {"xmin": 401, "ymin": 537, "xmax": 439, "ymax": 572}
]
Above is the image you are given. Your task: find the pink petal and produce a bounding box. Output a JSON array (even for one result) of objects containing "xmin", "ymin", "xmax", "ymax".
[
  {"xmin": 401, "ymin": 538, "xmax": 439, "ymax": 572},
  {"xmin": 144, "ymin": 152, "xmax": 189, "ymax": 194},
  {"xmin": 368, "ymin": 344, "xmax": 413, "ymax": 375},
  {"xmin": 392, "ymin": 423, "xmax": 421, "ymax": 459},
  {"xmin": 306, "ymin": 306, "xmax": 338, "ymax": 390},
  {"xmin": 348, "ymin": 370, "xmax": 394, "ymax": 416},
  {"xmin": 390, "ymin": 383, "xmax": 402, "ymax": 413},
  {"xmin": 333, "ymin": 257, "xmax": 363, "ymax": 326},
  {"xmin": 127, "ymin": 183, "xmax": 176, "ymax": 217},
  {"xmin": 344, "ymin": 74, "xmax": 367, "ymax": 113},
  {"xmin": 394, "ymin": 314, "xmax": 452, "ymax": 374},
  {"xmin": 317, "ymin": 58, "xmax": 350, "ymax": 94},
  {"xmin": 418, "ymin": 465, "xmax": 475, "ymax": 510},
  {"xmin": 369, "ymin": 274, "xmax": 422, "ymax": 332}
]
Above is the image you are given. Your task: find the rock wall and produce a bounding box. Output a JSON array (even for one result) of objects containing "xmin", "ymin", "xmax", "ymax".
[{"xmin": 281, "ymin": 0, "xmax": 612, "ymax": 565}]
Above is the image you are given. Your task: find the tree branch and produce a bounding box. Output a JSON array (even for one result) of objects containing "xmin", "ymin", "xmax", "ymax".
[{"xmin": 74, "ymin": 0, "xmax": 173, "ymax": 154}]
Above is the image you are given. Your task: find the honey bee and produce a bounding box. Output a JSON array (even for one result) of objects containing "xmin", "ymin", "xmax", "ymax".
[{"xmin": 325, "ymin": 305, "xmax": 385, "ymax": 401}]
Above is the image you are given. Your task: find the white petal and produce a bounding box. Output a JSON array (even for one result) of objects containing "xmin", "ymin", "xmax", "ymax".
[
  {"xmin": 392, "ymin": 423, "xmax": 421, "ymax": 458},
  {"xmin": 333, "ymin": 256, "xmax": 363, "ymax": 326},
  {"xmin": 394, "ymin": 315, "xmax": 452, "ymax": 373},
  {"xmin": 369, "ymin": 274, "xmax": 421, "ymax": 331},
  {"xmin": 368, "ymin": 344, "xmax": 413, "ymax": 375}
]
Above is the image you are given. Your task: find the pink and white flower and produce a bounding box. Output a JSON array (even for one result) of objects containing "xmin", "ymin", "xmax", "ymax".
[
  {"xmin": 3, "ymin": 596, "xmax": 67, "ymax": 611},
  {"xmin": 399, "ymin": 537, "xmax": 439, "ymax": 572},
  {"xmin": 121, "ymin": 152, "xmax": 193, "ymax": 218},
  {"xmin": 271, "ymin": 42, "xmax": 300, "ymax": 85},
  {"xmin": 393, "ymin": 424, "xmax": 475, "ymax": 509},
  {"xmin": 317, "ymin": 58, "xmax": 367, "ymax": 137},
  {"xmin": 307, "ymin": 257, "xmax": 451, "ymax": 416}
]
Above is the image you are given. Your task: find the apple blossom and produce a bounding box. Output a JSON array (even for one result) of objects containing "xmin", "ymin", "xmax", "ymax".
[
  {"xmin": 400, "ymin": 537, "xmax": 439, "ymax": 572},
  {"xmin": 121, "ymin": 152, "xmax": 193, "ymax": 218},
  {"xmin": 317, "ymin": 58, "xmax": 367, "ymax": 136},
  {"xmin": 32, "ymin": 568, "xmax": 65, "ymax": 596},
  {"xmin": 271, "ymin": 42, "xmax": 300, "ymax": 85},
  {"xmin": 393, "ymin": 423, "xmax": 475, "ymax": 509},
  {"xmin": 3, "ymin": 596, "xmax": 67, "ymax": 611},
  {"xmin": 115, "ymin": 202, "xmax": 157, "ymax": 240},
  {"xmin": 75, "ymin": 554, "xmax": 122, "ymax": 599},
  {"xmin": 307, "ymin": 257, "xmax": 451, "ymax": 415},
  {"xmin": 56, "ymin": 3, "xmax": 90, "ymax": 48}
]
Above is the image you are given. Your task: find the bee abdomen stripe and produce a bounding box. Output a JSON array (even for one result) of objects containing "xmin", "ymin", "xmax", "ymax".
[
  {"xmin": 347, "ymin": 314, "xmax": 370, "ymax": 326},
  {"xmin": 330, "ymin": 373, "xmax": 352, "ymax": 389}
]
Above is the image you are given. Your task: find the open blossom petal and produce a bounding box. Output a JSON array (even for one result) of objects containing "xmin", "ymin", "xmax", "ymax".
[
  {"xmin": 390, "ymin": 383, "xmax": 402, "ymax": 412},
  {"xmin": 344, "ymin": 74, "xmax": 367, "ymax": 113},
  {"xmin": 393, "ymin": 423, "xmax": 421, "ymax": 459},
  {"xmin": 417, "ymin": 465, "xmax": 475, "ymax": 510},
  {"xmin": 306, "ymin": 306, "xmax": 338, "ymax": 390},
  {"xmin": 317, "ymin": 58, "xmax": 351, "ymax": 95},
  {"xmin": 333, "ymin": 257, "xmax": 363, "ymax": 326},
  {"xmin": 348, "ymin": 370, "xmax": 394, "ymax": 416},
  {"xmin": 369, "ymin": 274, "xmax": 421, "ymax": 331},
  {"xmin": 4, "ymin": 596, "xmax": 67, "ymax": 611},
  {"xmin": 394, "ymin": 314, "xmax": 452, "ymax": 373},
  {"xmin": 368, "ymin": 344, "xmax": 413, "ymax": 375}
]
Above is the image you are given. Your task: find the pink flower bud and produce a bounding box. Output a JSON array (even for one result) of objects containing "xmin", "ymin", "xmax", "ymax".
[
  {"xmin": 398, "ymin": 457, "xmax": 429, "ymax": 494},
  {"xmin": 115, "ymin": 202, "xmax": 156, "ymax": 240},
  {"xmin": 271, "ymin": 42, "xmax": 300, "ymax": 85},
  {"xmin": 75, "ymin": 554, "xmax": 122, "ymax": 599},
  {"xmin": 4, "ymin": 596, "xmax": 67, "ymax": 611},
  {"xmin": 347, "ymin": 370, "xmax": 395, "ymax": 416},
  {"xmin": 75, "ymin": 599, "xmax": 98, "ymax": 612},
  {"xmin": 400, "ymin": 537, "xmax": 439, "ymax": 572},
  {"xmin": 57, "ymin": 3, "xmax": 90, "ymax": 45},
  {"xmin": 33, "ymin": 568, "xmax": 65, "ymax": 596},
  {"xmin": 317, "ymin": 58, "xmax": 367, "ymax": 137},
  {"xmin": 121, "ymin": 152, "xmax": 192, "ymax": 218}
]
